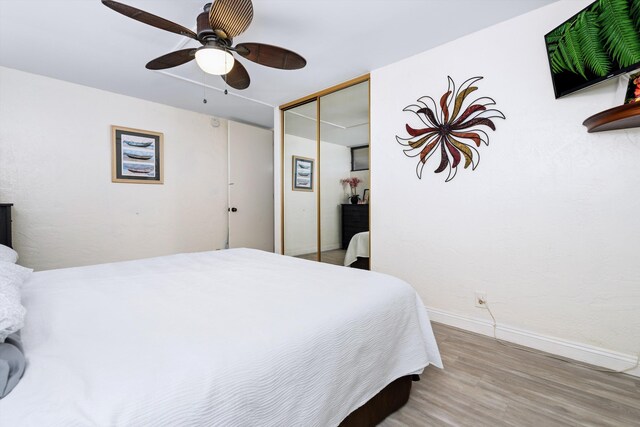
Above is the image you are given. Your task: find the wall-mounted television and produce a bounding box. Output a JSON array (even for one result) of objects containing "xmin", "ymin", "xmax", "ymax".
[{"xmin": 545, "ymin": 0, "xmax": 640, "ymax": 98}]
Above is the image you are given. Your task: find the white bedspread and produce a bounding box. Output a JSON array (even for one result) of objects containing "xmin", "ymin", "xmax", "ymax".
[
  {"xmin": 344, "ymin": 231, "xmax": 370, "ymax": 266},
  {"xmin": 0, "ymin": 249, "xmax": 442, "ymax": 426}
]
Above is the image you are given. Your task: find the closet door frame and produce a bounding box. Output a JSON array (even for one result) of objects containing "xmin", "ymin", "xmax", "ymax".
[{"xmin": 280, "ymin": 74, "xmax": 370, "ymax": 262}]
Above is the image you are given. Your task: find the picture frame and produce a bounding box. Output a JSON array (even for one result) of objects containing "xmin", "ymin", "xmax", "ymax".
[
  {"xmin": 292, "ymin": 156, "xmax": 314, "ymax": 191},
  {"xmin": 111, "ymin": 125, "xmax": 163, "ymax": 184},
  {"xmin": 623, "ymin": 70, "xmax": 640, "ymax": 104},
  {"xmin": 363, "ymin": 188, "xmax": 370, "ymax": 204}
]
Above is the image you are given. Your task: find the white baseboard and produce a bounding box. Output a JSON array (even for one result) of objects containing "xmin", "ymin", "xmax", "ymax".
[
  {"xmin": 426, "ymin": 306, "xmax": 639, "ymax": 378},
  {"xmin": 321, "ymin": 243, "xmax": 342, "ymax": 252},
  {"xmin": 285, "ymin": 246, "xmax": 318, "ymax": 257},
  {"xmin": 286, "ymin": 243, "xmax": 343, "ymax": 257}
]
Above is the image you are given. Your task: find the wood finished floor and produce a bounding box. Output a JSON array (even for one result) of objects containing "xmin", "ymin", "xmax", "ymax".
[
  {"xmin": 296, "ymin": 249, "xmax": 346, "ymax": 266},
  {"xmin": 381, "ymin": 323, "xmax": 640, "ymax": 427}
]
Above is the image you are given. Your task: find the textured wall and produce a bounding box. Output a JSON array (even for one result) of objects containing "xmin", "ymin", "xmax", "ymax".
[
  {"xmin": 321, "ymin": 141, "xmax": 352, "ymax": 251},
  {"xmin": 370, "ymin": 0, "xmax": 640, "ymax": 357},
  {"xmin": 0, "ymin": 66, "xmax": 229, "ymax": 270}
]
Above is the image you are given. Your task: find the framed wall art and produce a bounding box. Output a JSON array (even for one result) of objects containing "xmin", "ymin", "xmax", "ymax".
[
  {"xmin": 292, "ymin": 156, "xmax": 314, "ymax": 191},
  {"xmin": 396, "ymin": 76, "xmax": 505, "ymax": 182},
  {"xmin": 111, "ymin": 125, "xmax": 163, "ymax": 184}
]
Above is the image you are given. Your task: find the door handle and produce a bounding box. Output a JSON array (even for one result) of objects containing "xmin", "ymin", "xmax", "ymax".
[{"xmin": 229, "ymin": 207, "xmax": 238, "ymax": 212}]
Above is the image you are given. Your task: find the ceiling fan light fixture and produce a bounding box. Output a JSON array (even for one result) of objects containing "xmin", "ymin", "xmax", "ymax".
[
  {"xmin": 195, "ymin": 46, "xmax": 235, "ymax": 75},
  {"xmin": 102, "ymin": 0, "xmax": 306, "ymax": 90}
]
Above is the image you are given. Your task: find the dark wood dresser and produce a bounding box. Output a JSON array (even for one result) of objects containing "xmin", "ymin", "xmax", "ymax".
[
  {"xmin": 0, "ymin": 203, "xmax": 13, "ymax": 248},
  {"xmin": 341, "ymin": 204, "xmax": 369, "ymax": 249}
]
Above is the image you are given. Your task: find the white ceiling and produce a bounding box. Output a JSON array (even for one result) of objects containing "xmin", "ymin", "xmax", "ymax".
[{"xmin": 0, "ymin": 0, "xmax": 556, "ymax": 129}]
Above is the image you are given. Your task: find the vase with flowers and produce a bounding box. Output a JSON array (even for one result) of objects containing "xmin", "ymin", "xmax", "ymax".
[{"xmin": 341, "ymin": 177, "xmax": 362, "ymax": 204}]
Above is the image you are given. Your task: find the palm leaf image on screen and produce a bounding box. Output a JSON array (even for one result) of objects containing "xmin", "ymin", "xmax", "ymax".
[{"xmin": 546, "ymin": 0, "xmax": 640, "ymax": 97}]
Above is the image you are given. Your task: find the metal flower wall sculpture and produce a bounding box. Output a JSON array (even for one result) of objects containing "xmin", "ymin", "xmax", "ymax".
[{"xmin": 396, "ymin": 76, "xmax": 505, "ymax": 182}]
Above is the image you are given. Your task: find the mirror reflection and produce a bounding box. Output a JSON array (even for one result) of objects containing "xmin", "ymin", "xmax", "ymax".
[
  {"xmin": 282, "ymin": 80, "xmax": 370, "ymax": 269},
  {"xmin": 320, "ymin": 81, "xmax": 369, "ymax": 268},
  {"xmin": 283, "ymin": 100, "xmax": 318, "ymax": 260}
]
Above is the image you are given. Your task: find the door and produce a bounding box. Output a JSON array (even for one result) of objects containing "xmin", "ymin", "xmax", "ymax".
[
  {"xmin": 280, "ymin": 77, "xmax": 370, "ymax": 267},
  {"xmin": 228, "ymin": 121, "xmax": 274, "ymax": 251},
  {"xmin": 282, "ymin": 100, "xmax": 319, "ymax": 260},
  {"xmin": 319, "ymin": 81, "xmax": 369, "ymax": 266}
]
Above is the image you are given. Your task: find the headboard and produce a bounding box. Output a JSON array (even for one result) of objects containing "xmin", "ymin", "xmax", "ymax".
[{"xmin": 0, "ymin": 204, "xmax": 13, "ymax": 248}]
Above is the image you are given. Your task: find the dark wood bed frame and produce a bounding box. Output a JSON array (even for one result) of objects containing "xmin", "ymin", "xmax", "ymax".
[
  {"xmin": 339, "ymin": 375, "xmax": 416, "ymax": 426},
  {"xmin": 342, "ymin": 260, "xmax": 413, "ymax": 425},
  {"xmin": 349, "ymin": 257, "xmax": 370, "ymax": 270}
]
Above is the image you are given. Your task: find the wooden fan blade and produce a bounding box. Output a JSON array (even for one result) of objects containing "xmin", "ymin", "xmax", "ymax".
[
  {"xmin": 209, "ymin": 0, "xmax": 253, "ymax": 39},
  {"xmin": 222, "ymin": 59, "xmax": 250, "ymax": 90},
  {"xmin": 146, "ymin": 49, "xmax": 196, "ymax": 70},
  {"xmin": 102, "ymin": 0, "xmax": 197, "ymax": 39},
  {"xmin": 235, "ymin": 43, "xmax": 306, "ymax": 70}
]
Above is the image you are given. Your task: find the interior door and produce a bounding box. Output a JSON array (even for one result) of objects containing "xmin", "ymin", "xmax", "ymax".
[
  {"xmin": 319, "ymin": 81, "xmax": 370, "ymax": 266},
  {"xmin": 282, "ymin": 100, "xmax": 319, "ymax": 260},
  {"xmin": 228, "ymin": 121, "xmax": 274, "ymax": 251},
  {"xmin": 280, "ymin": 77, "xmax": 370, "ymax": 266}
]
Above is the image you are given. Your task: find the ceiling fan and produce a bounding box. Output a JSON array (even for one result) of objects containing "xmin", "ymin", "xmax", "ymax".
[{"xmin": 101, "ymin": 0, "xmax": 306, "ymax": 90}]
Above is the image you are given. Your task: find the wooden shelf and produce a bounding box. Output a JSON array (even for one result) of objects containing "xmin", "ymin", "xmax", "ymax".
[{"xmin": 583, "ymin": 102, "xmax": 640, "ymax": 132}]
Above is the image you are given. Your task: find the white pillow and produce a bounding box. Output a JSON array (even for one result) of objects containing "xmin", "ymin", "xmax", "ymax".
[
  {"xmin": 0, "ymin": 285, "xmax": 26, "ymax": 342},
  {"xmin": 0, "ymin": 262, "xmax": 32, "ymax": 285},
  {"xmin": 0, "ymin": 245, "xmax": 18, "ymax": 264},
  {"xmin": 0, "ymin": 262, "xmax": 32, "ymax": 342}
]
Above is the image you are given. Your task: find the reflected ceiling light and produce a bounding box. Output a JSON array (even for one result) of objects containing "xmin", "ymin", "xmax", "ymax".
[{"xmin": 195, "ymin": 45, "xmax": 235, "ymax": 75}]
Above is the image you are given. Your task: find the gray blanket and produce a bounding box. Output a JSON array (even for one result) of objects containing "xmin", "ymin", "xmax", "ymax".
[{"xmin": 0, "ymin": 332, "xmax": 25, "ymax": 398}]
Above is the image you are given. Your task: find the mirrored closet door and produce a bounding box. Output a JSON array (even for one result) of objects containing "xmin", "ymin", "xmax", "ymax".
[
  {"xmin": 283, "ymin": 100, "xmax": 318, "ymax": 261},
  {"xmin": 281, "ymin": 76, "xmax": 370, "ymax": 269}
]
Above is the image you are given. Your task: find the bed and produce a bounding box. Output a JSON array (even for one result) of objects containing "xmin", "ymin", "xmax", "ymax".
[
  {"xmin": 344, "ymin": 231, "xmax": 370, "ymax": 269},
  {"xmin": 0, "ymin": 248, "xmax": 442, "ymax": 426}
]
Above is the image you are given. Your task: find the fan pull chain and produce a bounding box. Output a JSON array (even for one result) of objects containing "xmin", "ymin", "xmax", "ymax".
[
  {"xmin": 224, "ymin": 50, "xmax": 229, "ymax": 95},
  {"xmin": 202, "ymin": 71, "xmax": 208, "ymax": 104}
]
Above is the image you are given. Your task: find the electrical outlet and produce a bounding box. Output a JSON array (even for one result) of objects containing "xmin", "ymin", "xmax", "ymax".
[{"xmin": 475, "ymin": 292, "xmax": 487, "ymax": 308}]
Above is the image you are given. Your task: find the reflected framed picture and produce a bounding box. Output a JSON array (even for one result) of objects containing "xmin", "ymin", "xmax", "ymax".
[
  {"xmin": 363, "ymin": 189, "xmax": 370, "ymax": 204},
  {"xmin": 111, "ymin": 125, "xmax": 163, "ymax": 184},
  {"xmin": 292, "ymin": 156, "xmax": 314, "ymax": 191}
]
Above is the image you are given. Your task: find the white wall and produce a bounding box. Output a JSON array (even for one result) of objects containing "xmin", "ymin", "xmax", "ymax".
[
  {"xmin": 274, "ymin": 109, "xmax": 283, "ymax": 254},
  {"xmin": 371, "ymin": 0, "xmax": 639, "ymax": 370},
  {"xmin": 321, "ymin": 141, "xmax": 351, "ymax": 251},
  {"xmin": 283, "ymin": 134, "xmax": 317, "ymax": 256},
  {"xmin": 0, "ymin": 66, "xmax": 229, "ymax": 270}
]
